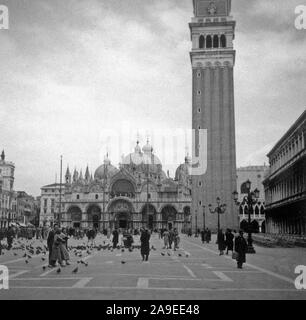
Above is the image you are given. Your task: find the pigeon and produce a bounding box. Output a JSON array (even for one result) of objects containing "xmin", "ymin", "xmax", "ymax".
[
  {"xmin": 84, "ymin": 262, "xmax": 88, "ymax": 267},
  {"xmin": 41, "ymin": 257, "xmax": 46, "ymax": 261},
  {"xmin": 72, "ymin": 267, "xmax": 78, "ymax": 274},
  {"xmin": 121, "ymin": 261, "xmax": 126, "ymax": 264},
  {"xmin": 121, "ymin": 249, "xmax": 125, "ymax": 253},
  {"xmin": 25, "ymin": 260, "xmax": 28, "ymax": 264},
  {"xmin": 167, "ymin": 252, "xmax": 171, "ymax": 256},
  {"xmin": 42, "ymin": 266, "xmax": 46, "ymax": 270},
  {"xmin": 27, "ymin": 255, "xmax": 32, "ymax": 259},
  {"xmin": 185, "ymin": 254, "xmax": 190, "ymax": 258},
  {"xmin": 56, "ymin": 268, "xmax": 61, "ymax": 274},
  {"xmin": 13, "ymin": 253, "xmax": 18, "ymax": 256},
  {"xmin": 23, "ymin": 253, "xmax": 27, "ymax": 258},
  {"xmin": 161, "ymin": 252, "xmax": 165, "ymax": 256}
]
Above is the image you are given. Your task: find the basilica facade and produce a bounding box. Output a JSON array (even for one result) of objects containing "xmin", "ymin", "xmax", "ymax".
[{"xmin": 58, "ymin": 141, "xmax": 192, "ymax": 232}]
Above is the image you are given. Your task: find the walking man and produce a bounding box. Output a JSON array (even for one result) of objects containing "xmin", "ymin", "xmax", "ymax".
[{"xmin": 234, "ymin": 230, "xmax": 248, "ymax": 269}]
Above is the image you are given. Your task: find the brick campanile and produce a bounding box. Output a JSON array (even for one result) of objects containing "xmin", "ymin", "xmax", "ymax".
[{"xmin": 189, "ymin": 0, "xmax": 238, "ymax": 231}]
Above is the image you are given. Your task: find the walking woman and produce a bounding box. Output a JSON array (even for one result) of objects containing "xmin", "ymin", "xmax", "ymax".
[
  {"xmin": 217, "ymin": 229, "xmax": 226, "ymax": 255},
  {"xmin": 163, "ymin": 229, "xmax": 170, "ymax": 249},
  {"xmin": 140, "ymin": 228, "xmax": 151, "ymax": 262}
]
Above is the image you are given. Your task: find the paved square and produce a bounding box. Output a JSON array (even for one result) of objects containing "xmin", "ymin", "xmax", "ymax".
[{"xmin": 0, "ymin": 234, "xmax": 306, "ymax": 300}]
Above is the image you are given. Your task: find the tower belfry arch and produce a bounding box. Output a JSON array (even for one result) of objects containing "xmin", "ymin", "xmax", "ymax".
[{"xmin": 189, "ymin": 0, "xmax": 238, "ymax": 230}]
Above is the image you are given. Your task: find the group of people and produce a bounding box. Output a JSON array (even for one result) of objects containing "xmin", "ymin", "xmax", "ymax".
[
  {"xmin": 200, "ymin": 228, "xmax": 212, "ymax": 244},
  {"xmin": 47, "ymin": 225, "xmax": 70, "ymax": 268},
  {"xmin": 217, "ymin": 228, "xmax": 248, "ymax": 268},
  {"xmin": 160, "ymin": 228, "xmax": 180, "ymax": 250}
]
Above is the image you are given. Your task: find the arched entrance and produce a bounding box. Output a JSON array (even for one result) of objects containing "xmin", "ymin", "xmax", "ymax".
[
  {"xmin": 251, "ymin": 220, "xmax": 259, "ymax": 233},
  {"xmin": 108, "ymin": 199, "xmax": 133, "ymax": 230},
  {"xmin": 161, "ymin": 205, "xmax": 177, "ymax": 230},
  {"xmin": 87, "ymin": 205, "xmax": 101, "ymax": 230},
  {"xmin": 67, "ymin": 206, "xmax": 82, "ymax": 228},
  {"xmin": 141, "ymin": 204, "xmax": 157, "ymax": 230},
  {"xmin": 240, "ymin": 220, "xmax": 248, "ymax": 232},
  {"xmin": 183, "ymin": 206, "xmax": 191, "ymax": 233}
]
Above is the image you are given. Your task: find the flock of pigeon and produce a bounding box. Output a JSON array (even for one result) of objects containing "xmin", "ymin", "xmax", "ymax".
[{"xmin": 0, "ymin": 237, "xmax": 190, "ymax": 275}]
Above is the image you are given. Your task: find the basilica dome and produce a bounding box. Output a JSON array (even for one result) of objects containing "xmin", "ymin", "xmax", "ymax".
[
  {"xmin": 94, "ymin": 155, "xmax": 119, "ymax": 180},
  {"xmin": 122, "ymin": 141, "xmax": 166, "ymax": 177},
  {"xmin": 175, "ymin": 155, "xmax": 191, "ymax": 181}
]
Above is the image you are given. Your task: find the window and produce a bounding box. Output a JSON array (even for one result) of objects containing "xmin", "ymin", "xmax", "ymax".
[
  {"xmin": 76, "ymin": 194, "xmax": 80, "ymax": 200},
  {"xmin": 220, "ymin": 35, "xmax": 226, "ymax": 48},
  {"xmin": 199, "ymin": 201, "xmax": 202, "ymax": 206},
  {"xmin": 44, "ymin": 199, "xmax": 47, "ymax": 207},
  {"xmin": 206, "ymin": 35, "xmax": 212, "ymax": 48},
  {"xmin": 95, "ymin": 194, "xmax": 98, "ymax": 200},
  {"xmin": 197, "ymin": 72, "xmax": 201, "ymax": 78},
  {"xmin": 197, "ymin": 90, "xmax": 201, "ymax": 95},
  {"xmin": 199, "ymin": 35, "xmax": 205, "ymax": 49},
  {"xmin": 198, "ymin": 181, "xmax": 202, "ymax": 187},
  {"xmin": 51, "ymin": 199, "xmax": 55, "ymax": 207},
  {"xmin": 213, "ymin": 35, "xmax": 219, "ymax": 48},
  {"xmin": 52, "ymin": 189, "xmax": 55, "ymax": 193},
  {"xmin": 198, "ymin": 108, "xmax": 201, "ymax": 113},
  {"xmin": 148, "ymin": 193, "xmax": 151, "ymax": 199}
]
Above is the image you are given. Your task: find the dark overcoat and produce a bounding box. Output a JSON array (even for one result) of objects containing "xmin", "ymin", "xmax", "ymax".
[
  {"xmin": 234, "ymin": 235, "xmax": 248, "ymax": 263},
  {"xmin": 140, "ymin": 231, "xmax": 150, "ymax": 255}
]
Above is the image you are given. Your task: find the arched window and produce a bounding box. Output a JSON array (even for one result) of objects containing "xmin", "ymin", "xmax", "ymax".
[
  {"xmin": 220, "ymin": 35, "xmax": 226, "ymax": 48},
  {"xmin": 255, "ymin": 206, "xmax": 260, "ymax": 216},
  {"xmin": 199, "ymin": 35, "xmax": 205, "ymax": 49},
  {"xmin": 239, "ymin": 205, "xmax": 244, "ymax": 215},
  {"xmin": 206, "ymin": 35, "xmax": 212, "ymax": 48},
  {"xmin": 213, "ymin": 35, "xmax": 219, "ymax": 48}
]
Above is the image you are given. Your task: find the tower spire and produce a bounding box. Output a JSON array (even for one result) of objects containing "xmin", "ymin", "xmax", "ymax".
[{"xmin": 1, "ymin": 150, "xmax": 5, "ymax": 161}]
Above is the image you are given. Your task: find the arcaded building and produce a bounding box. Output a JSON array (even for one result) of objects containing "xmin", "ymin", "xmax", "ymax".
[
  {"xmin": 58, "ymin": 141, "xmax": 192, "ymax": 232},
  {"xmin": 263, "ymin": 110, "xmax": 306, "ymax": 236}
]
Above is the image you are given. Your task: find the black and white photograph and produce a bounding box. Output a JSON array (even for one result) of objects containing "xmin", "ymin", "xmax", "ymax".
[{"xmin": 0, "ymin": 0, "xmax": 306, "ymax": 306}]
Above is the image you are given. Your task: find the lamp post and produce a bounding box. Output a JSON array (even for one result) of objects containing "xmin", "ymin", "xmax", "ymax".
[
  {"xmin": 195, "ymin": 209, "xmax": 198, "ymax": 237},
  {"xmin": 208, "ymin": 197, "xmax": 226, "ymax": 233},
  {"xmin": 232, "ymin": 180, "xmax": 259, "ymax": 254},
  {"xmin": 202, "ymin": 205, "xmax": 206, "ymax": 230}
]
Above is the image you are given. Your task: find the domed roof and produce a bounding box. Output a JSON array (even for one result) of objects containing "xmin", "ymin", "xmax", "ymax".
[
  {"xmin": 142, "ymin": 140, "xmax": 153, "ymax": 154},
  {"xmin": 94, "ymin": 156, "xmax": 119, "ymax": 180},
  {"xmin": 175, "ymin": 156, "xmax": 191, "ymax": 181}
]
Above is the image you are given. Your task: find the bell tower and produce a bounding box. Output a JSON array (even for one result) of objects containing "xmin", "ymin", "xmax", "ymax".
[{"xmin": 190, "ymin": 0, "xmax": 238, "ymax": 231}]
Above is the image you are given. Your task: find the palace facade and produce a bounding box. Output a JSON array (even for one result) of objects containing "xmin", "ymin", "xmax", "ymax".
[{"xmin": 263, "ymin": 110, "xmax": 306, "ymax": 236}]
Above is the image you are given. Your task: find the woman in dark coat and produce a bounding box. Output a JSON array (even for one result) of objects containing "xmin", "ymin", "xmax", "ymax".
[
  {"xmin": 140, "ymin": 229, "xmax": 151, "ymax": 262},
  {"xmin": 225, "ymin": 229, "xmax": 234, "ymax": 255},
  {"xmin": 234, "ymin": 230, "xmax": 248, "ymax": 269},
  {"xmin": 217, "ymin": 229, "xmax": 226, "ymax": 255},
  {"xmin": 112, "ymin": 228, "xmax": 119, "ymax": 249},
  {"xmin": 205, "ymin": 228, "xmax": 211, "ymax": 243}
]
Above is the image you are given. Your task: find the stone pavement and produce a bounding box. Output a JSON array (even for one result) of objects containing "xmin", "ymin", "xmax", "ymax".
[{"xmin": 0, "ymin": 233, "xmax": 306, "ymax": 300}]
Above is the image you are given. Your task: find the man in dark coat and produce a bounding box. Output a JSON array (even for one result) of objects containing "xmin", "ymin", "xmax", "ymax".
[
  {"xmin": 217, "ymin": 229, "xmax": 226, "ymax": 255},
  {"xmin": 200, "ymin": 229, "xmax": 205, "ymax": 244},
  {"xmin": 225, "ymin": 229, "xmax": 234, "ymax": 255},
  {"xmin": 47, "ymin": 225, "xmax": 56, "ymax": 267},
  {"xmin": 234, "ymin": 230, "xmax": 248, "ymax": 269},
  {"xmin": 112, "ymin": 228, "xmax": 119, "ymax": 249},
  {"xmin": 205, "ymin": 228, "xmax": 211, "ymax": 243},
  {"xmin": 6, "ymin": 226, "xmax": 15, "ymax": 250},
  {"xmin": 140, "ymin": 228, "xmax": 151, "ymax": 262}
]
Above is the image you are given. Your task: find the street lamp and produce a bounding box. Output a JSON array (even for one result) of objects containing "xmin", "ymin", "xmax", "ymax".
[
  {"xmin": 232, "ymin": 180, "xmax": 260, "ymax": 254},
  {"xmin": 195, "ymin": 209, "xmax": 198, "ymax": 237},
  {"xmin": 208, "ymin": 197, "xmax": 226, "ymax": 233},
  {"xmin": 202, "ymin": 205, "xmax": 206, "ymax": 230}
]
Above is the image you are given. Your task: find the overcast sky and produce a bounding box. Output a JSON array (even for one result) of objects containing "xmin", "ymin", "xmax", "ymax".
[{"xmin": 0, "ymin": 0, "xmax": 305, "ymax": 196}]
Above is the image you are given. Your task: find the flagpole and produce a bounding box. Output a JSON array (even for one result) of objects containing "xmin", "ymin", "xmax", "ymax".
[{"xmin": 59, "ymin": 155, "xmax": 63, "ymax": 226}]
